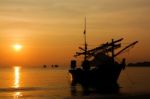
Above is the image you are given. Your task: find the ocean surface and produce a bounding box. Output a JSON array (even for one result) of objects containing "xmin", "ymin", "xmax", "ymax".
[{"xmin": 0, "ymin": 66, "xmax": 150, "ymax": 99}]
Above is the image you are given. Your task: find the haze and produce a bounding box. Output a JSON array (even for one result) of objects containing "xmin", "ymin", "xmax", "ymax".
[{"xmin": 0, "ymin": 0, "xmax": 150, "ymax": 67}]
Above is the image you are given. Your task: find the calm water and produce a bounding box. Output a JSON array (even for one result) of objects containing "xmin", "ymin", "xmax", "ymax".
[{"xmin": 0, "ymin": 66, "xmax": 150, "ymax": 99}]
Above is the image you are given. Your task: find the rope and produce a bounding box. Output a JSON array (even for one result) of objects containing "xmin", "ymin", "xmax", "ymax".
[{"xmin": 125, "ymin": 70, "xmax": 135, "ymax": 85}]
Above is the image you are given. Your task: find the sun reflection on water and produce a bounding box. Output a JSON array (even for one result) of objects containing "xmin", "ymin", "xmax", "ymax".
[
  {"xmin": 13, "ymin": 66, "xmax": 23, "ymax": 98},
  {"xmin": 14, "ymin": 92, "xmax": 23, "ymax": 98},
  {"xmin": 14, "ymin": 66, "xmax": 20, "ymax": 88}
]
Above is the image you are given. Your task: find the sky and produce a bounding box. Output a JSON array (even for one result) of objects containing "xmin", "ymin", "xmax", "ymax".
[{"xmin": 0, "ymin": 0, "xmax": 150, "ymax": 67}]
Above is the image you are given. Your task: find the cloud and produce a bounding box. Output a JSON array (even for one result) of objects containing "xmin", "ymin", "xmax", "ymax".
[{"xmin": 0, "ymin": 0, "xmax": 150, "ymax": 19}]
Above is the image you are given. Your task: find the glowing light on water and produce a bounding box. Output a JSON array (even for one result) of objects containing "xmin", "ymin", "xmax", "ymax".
[
  {"xmin": 14, "ymin": 92, "xmax": 22, "ymax": 98},
  {"xmin": 13, "ymin": 66, "xmax": 23, "ymax": 98},
  {"xmin": 69, "ymin": 73, "xmax": 73, "ymax": 82},
  {"xmin": 14, "ymin": 66, "xmax": 20, "ymax": 88}
]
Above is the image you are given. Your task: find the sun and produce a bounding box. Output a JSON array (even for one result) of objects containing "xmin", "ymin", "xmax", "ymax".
[{"xmin": 13, "ymin": 44, "xmax": 22, "ymax": 51}]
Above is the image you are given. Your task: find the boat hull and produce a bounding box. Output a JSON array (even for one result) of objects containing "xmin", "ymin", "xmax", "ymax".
[{"xmin": 69, "ymin": 64, "xmax": 123, "ymax": 93}]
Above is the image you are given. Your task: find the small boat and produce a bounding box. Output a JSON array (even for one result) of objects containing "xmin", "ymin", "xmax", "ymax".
[
  {"xmin": 43, "ymin": 65, "xmax": 47, "ymax": 68},
  {"xmin": 69, "ymin": 19, "xmax": 138, "ymax": 93}
]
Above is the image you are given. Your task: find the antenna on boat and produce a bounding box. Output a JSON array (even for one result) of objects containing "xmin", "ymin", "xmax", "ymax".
[{"xmin": 83, "ymin": 17, "xmax": 87, "ymax": 61}]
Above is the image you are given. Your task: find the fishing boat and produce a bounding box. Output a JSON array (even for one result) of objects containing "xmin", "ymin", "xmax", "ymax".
[{"xmin": 69, "ymin": 19, "xmax": 138, "ymax": 93}]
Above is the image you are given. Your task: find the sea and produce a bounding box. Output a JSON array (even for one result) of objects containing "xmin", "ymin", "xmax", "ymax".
[{"xmin": 0, "ymin": 66, "xmax": 150, "ymax": 99}]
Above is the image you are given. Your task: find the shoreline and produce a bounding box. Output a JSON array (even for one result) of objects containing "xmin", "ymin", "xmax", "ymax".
[{"xmin": 65, "ymin": 93, "xmax": 150, "ymax": 99}]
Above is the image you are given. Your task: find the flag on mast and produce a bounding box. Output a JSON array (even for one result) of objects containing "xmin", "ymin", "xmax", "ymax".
[
  {"xmin": 84, "ymin": 17, "xmax": 86, "ymax": 34},
  {"xmin": 84, "ymin": 29, "xmax": 86, "ymax": 34}
]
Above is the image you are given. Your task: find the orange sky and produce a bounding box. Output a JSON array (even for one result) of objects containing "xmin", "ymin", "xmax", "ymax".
[{"xmin": 0, "ymin": 0, "xmax": 150, "ymax": 67}]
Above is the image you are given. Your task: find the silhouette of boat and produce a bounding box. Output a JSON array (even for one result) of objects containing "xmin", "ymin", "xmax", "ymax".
[
  {"xmin": 43, "ymin": 65, "xmax": 47, "ymax": 68},
  {"xmin": 69, "ymin": 19, "xmax": 138, "ymax": 93}
]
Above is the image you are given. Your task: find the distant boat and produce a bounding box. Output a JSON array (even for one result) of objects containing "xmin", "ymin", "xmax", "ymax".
[
  {"xmin": 51, "ymin": 64, "xmax": 59, "ymax": 68},
  {"xmin": 54, "ymin": 65, "xmax": 59, "ymax": 68},
  {"xmin": 69, "ymin": 19, "xmax": 138, "ymax": 93},
  {"xmin": 43, "ymin": 65, "xmax": 47, "ymax": 68},
  {"xmin": 128, "ymin": 61, "xmax": 150, "ymax": 67}
]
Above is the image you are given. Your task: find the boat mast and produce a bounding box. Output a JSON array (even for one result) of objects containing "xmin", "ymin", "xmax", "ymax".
[
  {"xmin": 111, "ymin": 39, "xmax": 115, "ymax": 64},
  {"xmin": 84, "ymin": 17, "xmax": 87, "ymax": 61}
]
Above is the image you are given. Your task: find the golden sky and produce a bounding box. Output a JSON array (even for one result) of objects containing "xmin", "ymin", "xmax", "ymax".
[{"xmin": 0, "ymin": 0, "xmax": 150, "ymax": 67}]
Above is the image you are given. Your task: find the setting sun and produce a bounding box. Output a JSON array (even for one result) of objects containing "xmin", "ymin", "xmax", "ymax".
[{"xmin": 13, "ymin": 44, "xmax": 22, "ymax": 51}]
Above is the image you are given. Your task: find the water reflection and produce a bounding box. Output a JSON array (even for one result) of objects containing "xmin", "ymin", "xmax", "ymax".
[
  {"xmin": 14, "ymin": 92, "xmax": 22, "ymax": 98},
  {"xmin": 14, "ymin": 67, "xmax": 20, "ymax": 88},
  {"xmin": 13, "ymin": 66, "xmax": 22, "ymax": 98}
]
